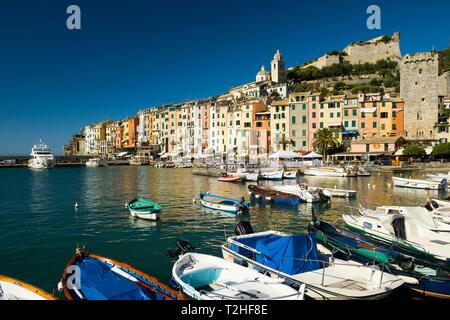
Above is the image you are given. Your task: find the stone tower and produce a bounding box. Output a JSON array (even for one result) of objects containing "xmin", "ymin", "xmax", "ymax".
[
  {"xmin": 271, "ymin": 50, "xmax": 285, "ymax": 83},
  {"xmin": 400, "ymin": 52, "xmax": 439, "ymax": 140}
]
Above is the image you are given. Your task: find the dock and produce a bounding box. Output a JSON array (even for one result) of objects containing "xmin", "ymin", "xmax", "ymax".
[{"xmin": 193, "ymin": 168, "xmax": 227, "ymax": 177}]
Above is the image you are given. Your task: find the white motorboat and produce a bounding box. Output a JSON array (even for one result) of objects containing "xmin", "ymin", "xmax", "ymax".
[
  {"xmin": 85, "ymin": 158, "xmax": 108, "ymax": 167},
  {"xmin": 172, "ymin": 252, "xmax": 305, "ymax": 300},
  {"xmin": 272, "ymin": 184, "xmax": 331, "ymax": 203},
  {"xmin": 0, "ymin": 275, "xmax": 56, "ymax": 300},
  {"xmin": 283, "ymin": 170, "xmax": 298, "ymax": 179},
  {"xmin": 259, "ymin": 169, "xmax": 284, "ymax": 180},
  {"xmin": 222, "ymin": 227, "xmax": 404, "ymax": 300},
  {"xmin": 342, "ymin": 205, "xmax": 450, "ymax": 262},
  {"xmin": 28, "ymin": 139, "xmax": 55, "ymax": 169},
  {"xmin": 392, "ymin": 177, "xmax": 447, "ymax": 190},
  {"xmin": 302, "ymin": 167, "xmax": 348, "ymax": 177},
  {"xmin": 321, "ymin": 187, "xmax": 357, "ymax": 198},
  {"xmin": 228, "ymin": 168, "xmax": 259, "ymax": 181}
]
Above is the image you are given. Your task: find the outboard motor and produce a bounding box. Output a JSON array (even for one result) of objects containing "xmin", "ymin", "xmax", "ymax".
[
  {"xmin": 424, "ymin": 202, "xmax": 434, "ymax": 212},
  {"xmin": 235, "ymin": 221, "xmax": 254, "ymax": 235},
  {"xmin": 391, "ymin": 215, "xmax": 407, "ymax": 240},
  {"xmin": 167, "ymin": 240, "xmax": 196, "ymax": 258},
  {"xmin": 238, "ymin": 197, "xmax": 249, "ymax": 213}
]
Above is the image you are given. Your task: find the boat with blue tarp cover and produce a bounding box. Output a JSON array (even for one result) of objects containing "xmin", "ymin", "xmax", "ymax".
[
  {"xmin": 60, "ymin": 246, "xmax": 186, "ymax": 300},
  {"xmin": 199, "ymin": 193, "xmax": 250, "ymax": 214},
  {"xmin": 221, "ymin": 223, "xmax": 404, "ymax": 300},
  {"xmin": 311, "ymin": 217, "xmax": 450, "ymax": 299}
]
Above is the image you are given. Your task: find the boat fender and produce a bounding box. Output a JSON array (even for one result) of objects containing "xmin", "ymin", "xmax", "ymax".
[
  {"xmin": 235, "ymin": 221, "xmax": 254, "ymax": 235},
  {"xmin": 397, "ymin": 275, "xmax": 419, "ymax": 285},
  {"xmin": 431, "ymin": 200, "xmax": 440, "ymax": 209},
  {"xmin": 57, "ymin": 281, "xmax": 63, "ymax": 292}
]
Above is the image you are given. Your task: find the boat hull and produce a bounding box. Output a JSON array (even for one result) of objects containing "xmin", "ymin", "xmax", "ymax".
[
  {"xmin": 392, "ymin": 177, "xmax": 447, "ymax": 190},
  {"xmin": 0, "ymin": 275, "xmax": 56, "ymax": 300},
  {"xmin": 302, "ymin": 168, "xmax": 347, "ymax": 177},
  {"xmin": 259, "ymin": 170, "xmax": 284, "ymax": 180}
]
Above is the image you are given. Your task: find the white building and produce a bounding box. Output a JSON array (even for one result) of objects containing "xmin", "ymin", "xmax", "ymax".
[
  {"xmin": 137, "ymin": 109, "xmax": 148, "ymax": 147},
  {"xmin": 84, "ymin": 125, "xmax": 95, "ymax": 155}
]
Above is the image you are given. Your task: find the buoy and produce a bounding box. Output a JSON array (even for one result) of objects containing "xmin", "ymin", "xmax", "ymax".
[
  {"xmin": 124, "ymin": 203, "xmax": 128, "ymax": 208},
  {"xmin": 192, "ymin": 198, "xmax": 196, "ymax": 204},
  {"xmin": 74, "ymin": 202, "xmax": 79, "ymax": 208},
  {"xmin": 387, "ymin": 183, "xmax": 391, "ymax": 188},
  {"xmin": 334, "ymin": 185, "xmax": 337, "ymax": 189},
  {"xmin": 368, "ymin": 183, "xmax": 371, "ymax": 187},
  {"xmin": 57, "ymin": 281, "xmax": 63, "ymax": 292},
  {"xmin": 373, "ymin": 185, "xmax": 376, "ymax": 189}
]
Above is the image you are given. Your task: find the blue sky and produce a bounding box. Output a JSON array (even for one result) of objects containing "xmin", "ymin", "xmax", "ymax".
[{"xmin": 0, "ymin": 0, "xmax": 449, "ymax": 154}]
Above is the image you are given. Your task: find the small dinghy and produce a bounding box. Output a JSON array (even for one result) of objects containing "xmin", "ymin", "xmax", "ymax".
[
  {"xmin": 60, "ymin": 246, "xmax": 185, "ymax": 300},
  {"xmin": 172, "ymin": 252, "xmax": 305, "ymax": 300},
  {"xmin": 218, "ymin": 176, "xmax": 242, "ymax": 182},
  {"xmin": 283, "ymin": 170, "xmax": 298, "ymax": 179},
  {"xmin": 199, "ymin": 193, "xmax": 250, "ymax": 214},
  {"xmin": 248, "ymin": 185, "xmax": 300, "ymax": 206},
  {"xmin": 127, "ymin": 197, "xmax": 162, "ymax": 220},
  {"xmin": 0, "ymin": 275, "xmax": 56, "ymax": 300}
]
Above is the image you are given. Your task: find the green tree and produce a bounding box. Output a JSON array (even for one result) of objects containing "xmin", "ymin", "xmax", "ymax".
[
  {"xmin": 313, "ymin": 128, "xmax": 339, "ymax": 158},
  {"xmin": 403, "ymin": 144, "xmax": 426, "ymax": 157},
  {"xmin": 432, "ymin": 143, "xmax": 450, "ymax": 159}
]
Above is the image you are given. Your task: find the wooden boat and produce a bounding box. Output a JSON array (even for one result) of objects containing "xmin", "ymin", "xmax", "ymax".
[
  {"xmin": 248, "ymin": 185, "xmax": 300, "ymax": 206},
  {"xmin": 218, "ymin": 175, "xmax": 242, "ymax": 182},
  {"xmin": 272, "ymin": 184, "xmax": 331, "ymax": 203},
  {"xmin": 302, "ymin": 167, "xmax": 347, "ymax": 177},
  {"xmin": 127, "ymin": 197, "xmax": 162, "ymax": 220},
  {"xmin": 172, "ymin": 252, "xmax": 305, "ymax": 300},
  {"xmin": 199, "ymin": 193, "xmax": 249, "ymax": 214},
  {"xmin": 60, "ymin": 246, "xmax": 186, "ymax": 300},
  {"xmin": 221, "ymin": 224, "xmax": 404, "ymax": 300},
  {"xmin": 0, "ymin": 275, "xmax": 56, "ymax": 300},
  {"xmin": 311, "ymin": 218, "xmax": 450, "ymax": 299},
  {"xmin": 342, "ymin": 205, "xmax": 450, "ymax": 263},
  {"xmin": 259, "ymin": 170, "xmax": 284, "ymax": 180},
  {"xmin": 392, "ymin": 176, "xmax": 447, "ymax": 190}
]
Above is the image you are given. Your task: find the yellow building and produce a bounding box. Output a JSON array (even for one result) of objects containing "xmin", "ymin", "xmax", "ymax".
[
  {"xmin": 270, "ymin": 99, "xmax": 290, "ymax": 152},
  {"xmin": 318, "ymin": 95, "xmax": 344, "ymax": 144}
]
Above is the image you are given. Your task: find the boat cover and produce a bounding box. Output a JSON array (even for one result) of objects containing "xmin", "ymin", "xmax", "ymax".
[
  {"xmin": 231, "ymin": 234, "xmax": 282, "ymax": 258},
  {"xmin": 75, "ymin": 257, "xmax": 167, "ymax": 300},
  {"xmin": 255, "ymin": 233, "xmax": 321, "ymax": 275}
]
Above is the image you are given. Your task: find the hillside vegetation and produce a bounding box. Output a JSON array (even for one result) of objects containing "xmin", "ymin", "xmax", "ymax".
[{"xmin": 439, "ymin": 48, "xmax": 450, "ymax": 74}]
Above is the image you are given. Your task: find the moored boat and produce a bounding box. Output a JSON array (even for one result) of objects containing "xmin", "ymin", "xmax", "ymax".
[
  {"xmin": 199, "ymin": 193, "xmax": 249, "ymax": 214},
  {"xmin": 272, "ymin": 184, "xmax": 331, "ymax": 203},
  {"xmin": 221, "ymin": 223, "xmax": 404, "ymax": 300},
  {"xmin": 85, "ymin": 158, "xmax": 108, "ymax": 167},
  {"xmin": 302, "ymin": 167, "xmax": 347, "ymax": 177},
  {"xmin": 172, "ymin": 252, "xmax": 305, "ymax": 300},
  {"xmin": 28, "ymin": 139, "xmax": 55, "ymax": 169},
  {"xmin": 228, "ymin": 168, "xmax": 259, "ymax": 181},
  {"xmin": 310, "ymin": 217, "xmax": 450, "ymax": 299},
  {"xmin": 343, "ymin": 205, "xmax": 450, "ymax": 263},
  {"xmin": 248, "ymin": 185, "xmax": 300, "ymax": 206},
  {"xmin": 60, "ymin": 246, "xmax": 185, "ymax": 300},
  {"xmin": 127, "ymin": 197, "xmax": 162, "ymax": 220},
  {"xmin": 218, "ymin": 175, "xmax": 242, "ymax": 182},
  {"xmin": 283, "ymin": 170, "xmax": 299, "ymax": 179},
  {"xmin": 392, "ymin": 176, "xmax": 447, "ymax": 190},
  {"xmin": 259, "ymin": 169, "xmax": 284, "ymax": 180},
  {"xmin": 0, "ymin": 275, "xmax": 56, "ymax": 300}
]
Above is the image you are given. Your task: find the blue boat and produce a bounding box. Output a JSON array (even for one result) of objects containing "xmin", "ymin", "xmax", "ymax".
[
  {"xmin": 60, "ymin": 246, "xmax": 186, "ymax": 300},
  {"xmin": 311, "ymin": 218, "xmax": 450, "ymax": 299},
  {"xmin": 199, "ymin": 193, "xmax": 250, "ymax": 214}
]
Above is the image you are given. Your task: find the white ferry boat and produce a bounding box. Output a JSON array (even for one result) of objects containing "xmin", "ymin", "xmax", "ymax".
[{"xmin": 28, "ymin": 139, "xmax": 55, "ymax": 169}]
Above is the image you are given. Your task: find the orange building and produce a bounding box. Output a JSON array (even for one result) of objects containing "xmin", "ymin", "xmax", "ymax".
[{"xmin": 253, "ymin": 111, "xmax": 271, "ymax": 155}]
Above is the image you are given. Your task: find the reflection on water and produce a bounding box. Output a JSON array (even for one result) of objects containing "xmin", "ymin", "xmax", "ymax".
[{"xmin": 0, "ymin": 166, "xmax": 448, "ymax": 297}]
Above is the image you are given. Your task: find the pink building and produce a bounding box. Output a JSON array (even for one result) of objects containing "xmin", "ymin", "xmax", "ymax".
[{"xmin": 350, "ymin": 136, "xmax": 405, "ymax": 154}]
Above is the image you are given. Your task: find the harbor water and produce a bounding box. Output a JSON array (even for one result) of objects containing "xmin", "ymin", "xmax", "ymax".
[{"xmin": 0, "ymin": 167, "xmax": 447, "ymax": 298}]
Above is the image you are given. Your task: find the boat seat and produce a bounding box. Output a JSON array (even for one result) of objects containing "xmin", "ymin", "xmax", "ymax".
[{"xmin": 325, "ymin": 279, "xmax": 367, "ymax": 291}]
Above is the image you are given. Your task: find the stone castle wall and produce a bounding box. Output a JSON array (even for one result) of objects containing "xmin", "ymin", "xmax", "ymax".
[
  {"xmin": 343, "ymin": 33, "xmax": 402, "ymax": 65},
  {"xmin": 438, "ymin": 71, "xmax": 450, "ymax": 97},
  {"xmin": 400, "ymin": 52, "xmax": 439, "ymax": 140}
]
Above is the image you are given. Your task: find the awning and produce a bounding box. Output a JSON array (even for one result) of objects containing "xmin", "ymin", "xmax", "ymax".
[
  {"xmin": 268, "ymin": 150, "xmax": 302, "ymax": 159},
  {"xmin": 302, "ymin": 151, "xmax": 323, "ymax": 159},
  {"xmin": 361, "ymin": 108, "xmax": 377, "ymax": 113},
  {"xmin": 343, "ymin": 130, "xmax": 358, "ymax": 135}
]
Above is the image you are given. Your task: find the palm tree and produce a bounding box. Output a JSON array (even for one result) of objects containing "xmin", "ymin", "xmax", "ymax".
[{"xmin": 313, "ymin": 128, "xmax": 339, "ymax": 158}]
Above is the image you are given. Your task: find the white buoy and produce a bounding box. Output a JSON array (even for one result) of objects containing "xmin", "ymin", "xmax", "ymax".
[
  {"xmin": 373, "ymin": 185, "xmax": 376, "ymax": 189},
  {"xmin": 192, "ymin": 198, "xmax": 196, "ymax": 204},
  {"xmin": 368, "ymin": 183, "xmax": 371, "ymax": 187},
  {"xmin": 387, "ymin": 183, "xmax": 391, "ymax": 188},
  {"xmin": 74, "ymin": 202, "xmax": 79, "ymax": 208},
  {"xmin": 125, "ymin": 202, "xmax": 128, "ymax": 208}
]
